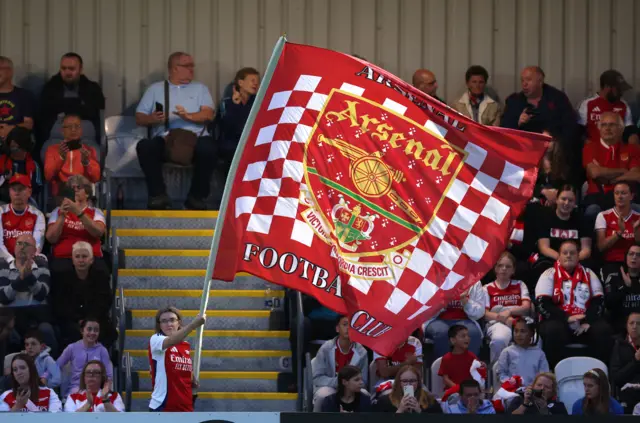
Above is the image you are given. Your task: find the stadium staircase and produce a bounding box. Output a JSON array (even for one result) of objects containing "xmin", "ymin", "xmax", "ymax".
[{"xmin": 112, "ymin": 210, "xmax": 296, "ymax": 411}]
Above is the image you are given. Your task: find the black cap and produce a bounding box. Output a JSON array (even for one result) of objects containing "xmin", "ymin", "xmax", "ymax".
[
  {"xmin": 600, "ymin": 69, "xmax": 632, "ymax": 91},
  {"xmin": 5, "ymin": 127, "xmax": 33, "ymax": 152}
]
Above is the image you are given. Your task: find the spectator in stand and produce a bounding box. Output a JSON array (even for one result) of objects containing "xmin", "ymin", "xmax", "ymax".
[
  {"xmin": 38, "ymin": 52, "xmax": 105, "ymax": 155},
  {"xmin": 0, "ymin": 233, "xmax": 55, "ymax": 356},
  {"xmin": 606, "ymin": 245, "xmax": 640, "ymax": 333},
  {"xmin": 0, "ymin": 56, "xmax": 35, "ymax": 142},
  {"xmin": 578, "ymin": 70, "xmax": 638, "ymax": 145},
  {"xmin": 0, "ymin": 127, "xmax": 43, "ymax": 203},
  {"xmin": 572, "ymin": 369, "xmax": 623, "ymax": 415},
  {"xmin": 215, "ymin": 67, "xmax": 260, "ymax": 178},
  {"xmin": 52, "ymin": 241, "xmax": 113, "ymax": 349},
  {"xmin": 64, "ymin": 360, "xmax": 124, "ymax": 412},
  {"xmin": 483, "ymin": 252, "xmax": 532, "ymax": 363},
  {"xmin": 595, "ymin": 181, "xmax": 640, "ymax": 288},
  {"xmin": 56, "ymin": 318, "xmax": 113, "ymax": 398},
  {"xmin": 423, "ymin": 280, "xmax": 484, "ymax": 358},
  {"xmin": 501, "ymin": 66, "xmax": 577, "ymax": 147},
  {"xmin": 583, "ymin": 112, "xmax": 640, "ymax": 224},
  {"xmin": 318, "ymin": 365, "xmax": 371, "ymax": 412},
  {"xmin": 23, "ymin": 330, "xmax": 59, "ymax": 389},
  {"xmin": 441, "ymin": 379, "xmax": 496, "ymax": 414},
  {"xmin": 0, "ymin": 174, "xmax": 45, "ymax": 264},
  {"xmin": 149, "ymin": 306, "xmax": 205, "ymax": 412},
  {"xmin": 46, "ymin": 174, "xmax": 106, "ymax": 279},
  {"xmin": 372, "ymin": 335, "xmax": 422, "ymax": 393},
  {"xmin": 530, "ymin": 184, "xmax": 591, "ymax": 288},
  {"xmin": 412, "ymin": 69, "xmax": 445, "ymax": 104},
  {"xmin": 438, "ymin": 325, "xmax": 479, "ymax": 389},
  {"xmin": 44, "ymin": 114, "xmax": 101, "ymax": 197},
  {"xmin": 535, "ymin": 240, "xmax": 610, "ymax": 367},
  {"xmin": 312, "ymin": 315, "xmax": 368, "ymax": 411},
  {"xmin": 507, "ymin": 372, "xmax": 567, "ymax": 415},
  {"xmin": 0, "ymin": 309, "xmax": 14, "ymax": 391},
  {"xmin": 496, "ymin": 317, "xmax": 549, "ymax": 387},
  {"xmin": 0, "ymin": 353, "xmax": 61, "ymax": 412},
  {"xmin": 135, "ymin": 52, "xmax": 215, "ymax": 210},
  {"xmin": 610, "ymin": 312, "xmax": 640, "ymax": 413},
  {"xmin": 374, "ymin": 365, "xmax": 442, "ymax": 413},
  {"xmin": 451, "ymin": 65, "xmax": 501, "ymax": 126}
]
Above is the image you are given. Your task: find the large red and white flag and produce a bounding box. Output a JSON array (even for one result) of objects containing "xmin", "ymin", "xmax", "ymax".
[{"xmin": 211, "ymin": 41, "xmax": 548, "ymax": 355}]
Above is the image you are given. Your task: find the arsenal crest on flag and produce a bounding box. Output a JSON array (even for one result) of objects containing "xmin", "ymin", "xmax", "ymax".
[{"xmin": 205, "ymin": 38, "xmax": 548, "ymax": 356}]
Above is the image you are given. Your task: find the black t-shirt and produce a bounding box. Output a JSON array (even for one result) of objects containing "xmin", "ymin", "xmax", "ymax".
[
  {"xmin": 506, "ymin": 395, "xmax": 568, "ymax": 415},
  {"xmin": 0, "ymin": 87, "xmax": 35, "ymax": 125},
  {"xmin": 536, "ymin": 209, "xmax": 589, "ymax": 255},
  {"xmin": 339, "ymin": 395, "xmax": 360, "ymax": 412},
  {"xmin": 606, "ymin": 273, "xmax": 640, "ymax": 332}
]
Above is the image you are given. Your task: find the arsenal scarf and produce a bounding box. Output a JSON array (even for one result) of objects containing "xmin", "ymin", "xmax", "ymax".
[{"xmin": 553, "ymin": 261, "xmax": 591, "ymax": 316}]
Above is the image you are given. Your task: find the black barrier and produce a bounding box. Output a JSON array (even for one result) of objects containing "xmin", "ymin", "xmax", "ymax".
[{"xmin": 281, "ymin": 413, "xmax": 631, "ymax": 422}]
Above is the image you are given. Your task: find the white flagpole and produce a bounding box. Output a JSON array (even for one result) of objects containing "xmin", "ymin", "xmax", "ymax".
[{"xmin": 193, "ymin": 36, "xmax": 288, "ymax": 383}]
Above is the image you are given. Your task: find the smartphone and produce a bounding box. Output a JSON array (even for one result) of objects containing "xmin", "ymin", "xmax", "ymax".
[
  {"xmin": 60, "ymin": 185, "xmax": 76, "ymax": 202},
  {"xmin": 67, "ymin": 139, "xmax": 82, "ymax": 151},
  {"xmin": 403, "ymin": 385, "xmax": 414, "ymax": 397},
  {"xmin": 155, "ymin": 102, "xmax": 164, "ymax": 113}
]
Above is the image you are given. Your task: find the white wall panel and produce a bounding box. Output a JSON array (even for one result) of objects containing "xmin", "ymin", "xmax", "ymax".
[{"xmin": 0, "ymin": 0, "xmax": 638, "ymax": 117}]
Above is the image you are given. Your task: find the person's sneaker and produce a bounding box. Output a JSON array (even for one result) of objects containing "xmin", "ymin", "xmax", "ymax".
[
  {"xmin": 185, "ymin": 196, "xmax": 208, "ymax": 210},
  {"xmin": 148, "ymin": 194, "xmax": 171, "ymax": 210}
]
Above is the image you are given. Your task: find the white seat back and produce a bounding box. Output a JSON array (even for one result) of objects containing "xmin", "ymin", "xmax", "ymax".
[
  {"xmin": 104, "ymin": 115, "xmax": 147, "ymax": 177},
  {"xmin": 555, "ymin": 357, "xmax": 608, "ymax": 415},
  {"xmin": 430, "ymin": 357, "xmax": 444, "ymax": 399}
]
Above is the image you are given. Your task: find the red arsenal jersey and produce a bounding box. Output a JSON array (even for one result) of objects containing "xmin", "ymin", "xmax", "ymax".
[
  {"xmin": 0, "ymin": 387, "xmax": 61, "ymax": 412},
  {"xmin": 578, "ymin": 95, "xmax": 633, "ymax": 142},
  {"xmin": 48, "ymin": 206, "xmax": 105, "ymax": 258},
  {"xmin": 595, "ymin": 208, "xmax": 640, "ymax": 262},
  {"xmin": 373, "ymin": 335, "xmax": 422, "ymax": 370},
  {"xmin": 334, "ymin": 340, "xmax": 354, "ymax": 374},
  {"xmin": 64, "ymin": 390, "xmax": 125, "ymax": 412},
  {"xmin": 483, "ymin": 280, "xmax": 530, "ymax": 310},
  {"xmin": 148, "ymin": 334, "xmax": 193, "ymax": 412},
  {"xmin": 438, "ymin": 299, "xmax": 467, "ymax": 320},
  {"xmin": 582, "ymin": 140, "xmax": 640, "ymax": 195},
  {"xmin": 0, "ymin": 204, "xmax": 45, "ymax": 259}
]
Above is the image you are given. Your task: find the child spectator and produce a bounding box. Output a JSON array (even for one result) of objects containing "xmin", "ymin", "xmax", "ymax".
[
  {"xmin": 318, "ymin": 365, "xmax": 371, "ymax": 413},
  {"xmin": 56, "ymin": 318, "xmax": 112, "ymax": 397},
  {"xmin": 373, "ymin": 365, "xmax": 442, "ymax": 413},
  {"xmin": 438, "ymin": 325, "xmax": 479, "ymax": 389},
  {"xmin": 572, "ymin": 369, "xmax": 623, "ymax": 415},
  {"xmin": 496, "ymin": 317, "xmax": 549, "ymax": 387},
  {"xmin": 23, "ymin": 330, "xmax": 60, "ymax": 389},
  {"xmin": 441, "ymin": 379, "xmax": 496, "ymax": 414}
]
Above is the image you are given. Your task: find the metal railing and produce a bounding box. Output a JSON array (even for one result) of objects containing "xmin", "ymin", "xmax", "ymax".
[
  {"xmin": 117, "ymin": 285, "xmax": 126, "ymax": 392},
  {"xmin": 123, "ymin": 351, "xmax": 133, "ymax": 411},
  {"xmin": 295, "ymin": 291, "xmax": 304, "ymax": 411},
  {"xmin": 304, "ymin": 352, "xmax": 313, "ymax": 412}
]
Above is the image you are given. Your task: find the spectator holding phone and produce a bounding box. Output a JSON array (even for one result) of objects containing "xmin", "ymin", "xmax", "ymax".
[
  {"xmin": 44, "ymin": 113, "xmax": 100, "ymax": 196},
  {"xmin": 46, "ymin": 174, "xmax": 106, "ymax": 280},
  {"xmin": 0, "ymin": 353, "xmax": 61, "ymax": 412},
  {"xmin": 374, "ymin": 365, "xmax": 441, "ymax": 413},
  {"xmin": 507, "ymin": 372, "xmax": 567, "ymax": 414},
  {"xmin": 318, "ymin": 365, "xmax": 371, "ymax": 412},
  {"xmin": 64, "ymin": 360, "xmax": 124, "ymax": 412}
]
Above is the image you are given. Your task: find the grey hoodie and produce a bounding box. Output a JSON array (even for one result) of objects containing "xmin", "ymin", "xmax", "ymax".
[
  {"xmin": 496, "ymin": 344, "xmax": 549, "ymax": 386},
  {"xmin": 312, "ymin": 337, "xmax": 368, "ymax": 393},
  {"xmin": 32, "ymin": 347, "xmax": 61, "ymax": 388}
]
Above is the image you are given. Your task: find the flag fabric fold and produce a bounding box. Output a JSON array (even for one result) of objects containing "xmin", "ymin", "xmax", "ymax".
[{"xmin": 211, "ymin": 40, "xmax": 548, "ymax": 355}]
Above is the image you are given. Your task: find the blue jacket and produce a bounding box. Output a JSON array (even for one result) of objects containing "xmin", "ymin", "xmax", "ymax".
[
  {"xmin": 33, "ymin": 347, "xmax": 61, "ymax": 388},
  {"xmin": 441, "ymin": 399, "xmax": 496, "ymax": 414},
  {"xmin": 571, "ymin": 397, "xmax": 624, "ymax": 415}
]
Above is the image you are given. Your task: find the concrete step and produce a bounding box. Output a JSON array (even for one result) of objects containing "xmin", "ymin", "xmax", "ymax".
[
  {"xmin": 124, "ymin": 329, "xmax": 290, "ymax": 350},
  {"xmin": 127, "ymin": 349, "xmax": 291, "ymax": 372},
  {"xmin": 130, "ymin": 309, "xmax": 272, "ymax": 330},
  {"xmin": 130, "ymin": 392, "xmax": 297, "ymax": 411},
  {"xmin": 111, "ymin": 210, "xmax": 217, "ymax": 230},
  {"xmin": 123, "ymin": 289, "xmax": 284, "ymax": 310},
  {"xmin": 117, "ymin": 229, "xmax": 213, "ymax": 249},
  {"xmin": 124, "ymin": 249, "xmax": 210, "ymax": 269},
  {"xmin": 136, "ymin": 371, "xmax": 280, "ymax": 392},
  {"xmin": 118, "ymin": 269, "xmax": 279, "ymax": 290}
]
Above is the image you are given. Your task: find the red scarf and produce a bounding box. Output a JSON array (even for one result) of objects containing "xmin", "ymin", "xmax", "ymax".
[
  {"xmin": 468, "ymin": 91, "xmax": 483, "ymax": 108},
  {"xmin": 553, "ymin": 261, "xmax": 591, "ymax": 316},
  {"xmin": 628, "ymin": 335, "xmax": 639, "ymax": 352}
]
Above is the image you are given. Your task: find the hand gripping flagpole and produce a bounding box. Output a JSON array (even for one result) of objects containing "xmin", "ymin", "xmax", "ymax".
[{"xmin": 193, "ymin": 36, "xmax": 287, "ymax": 384}]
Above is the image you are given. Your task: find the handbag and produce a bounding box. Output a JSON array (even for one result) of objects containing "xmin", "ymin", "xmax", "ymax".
[{"xmin": 162, "ymin": 80, "xmax": 201, "ymax": 165}]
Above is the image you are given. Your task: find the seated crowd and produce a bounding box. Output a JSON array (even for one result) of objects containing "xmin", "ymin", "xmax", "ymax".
[{"xmin": 0, "ymin": 44, "xmax": 640, "ymax": 415}]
